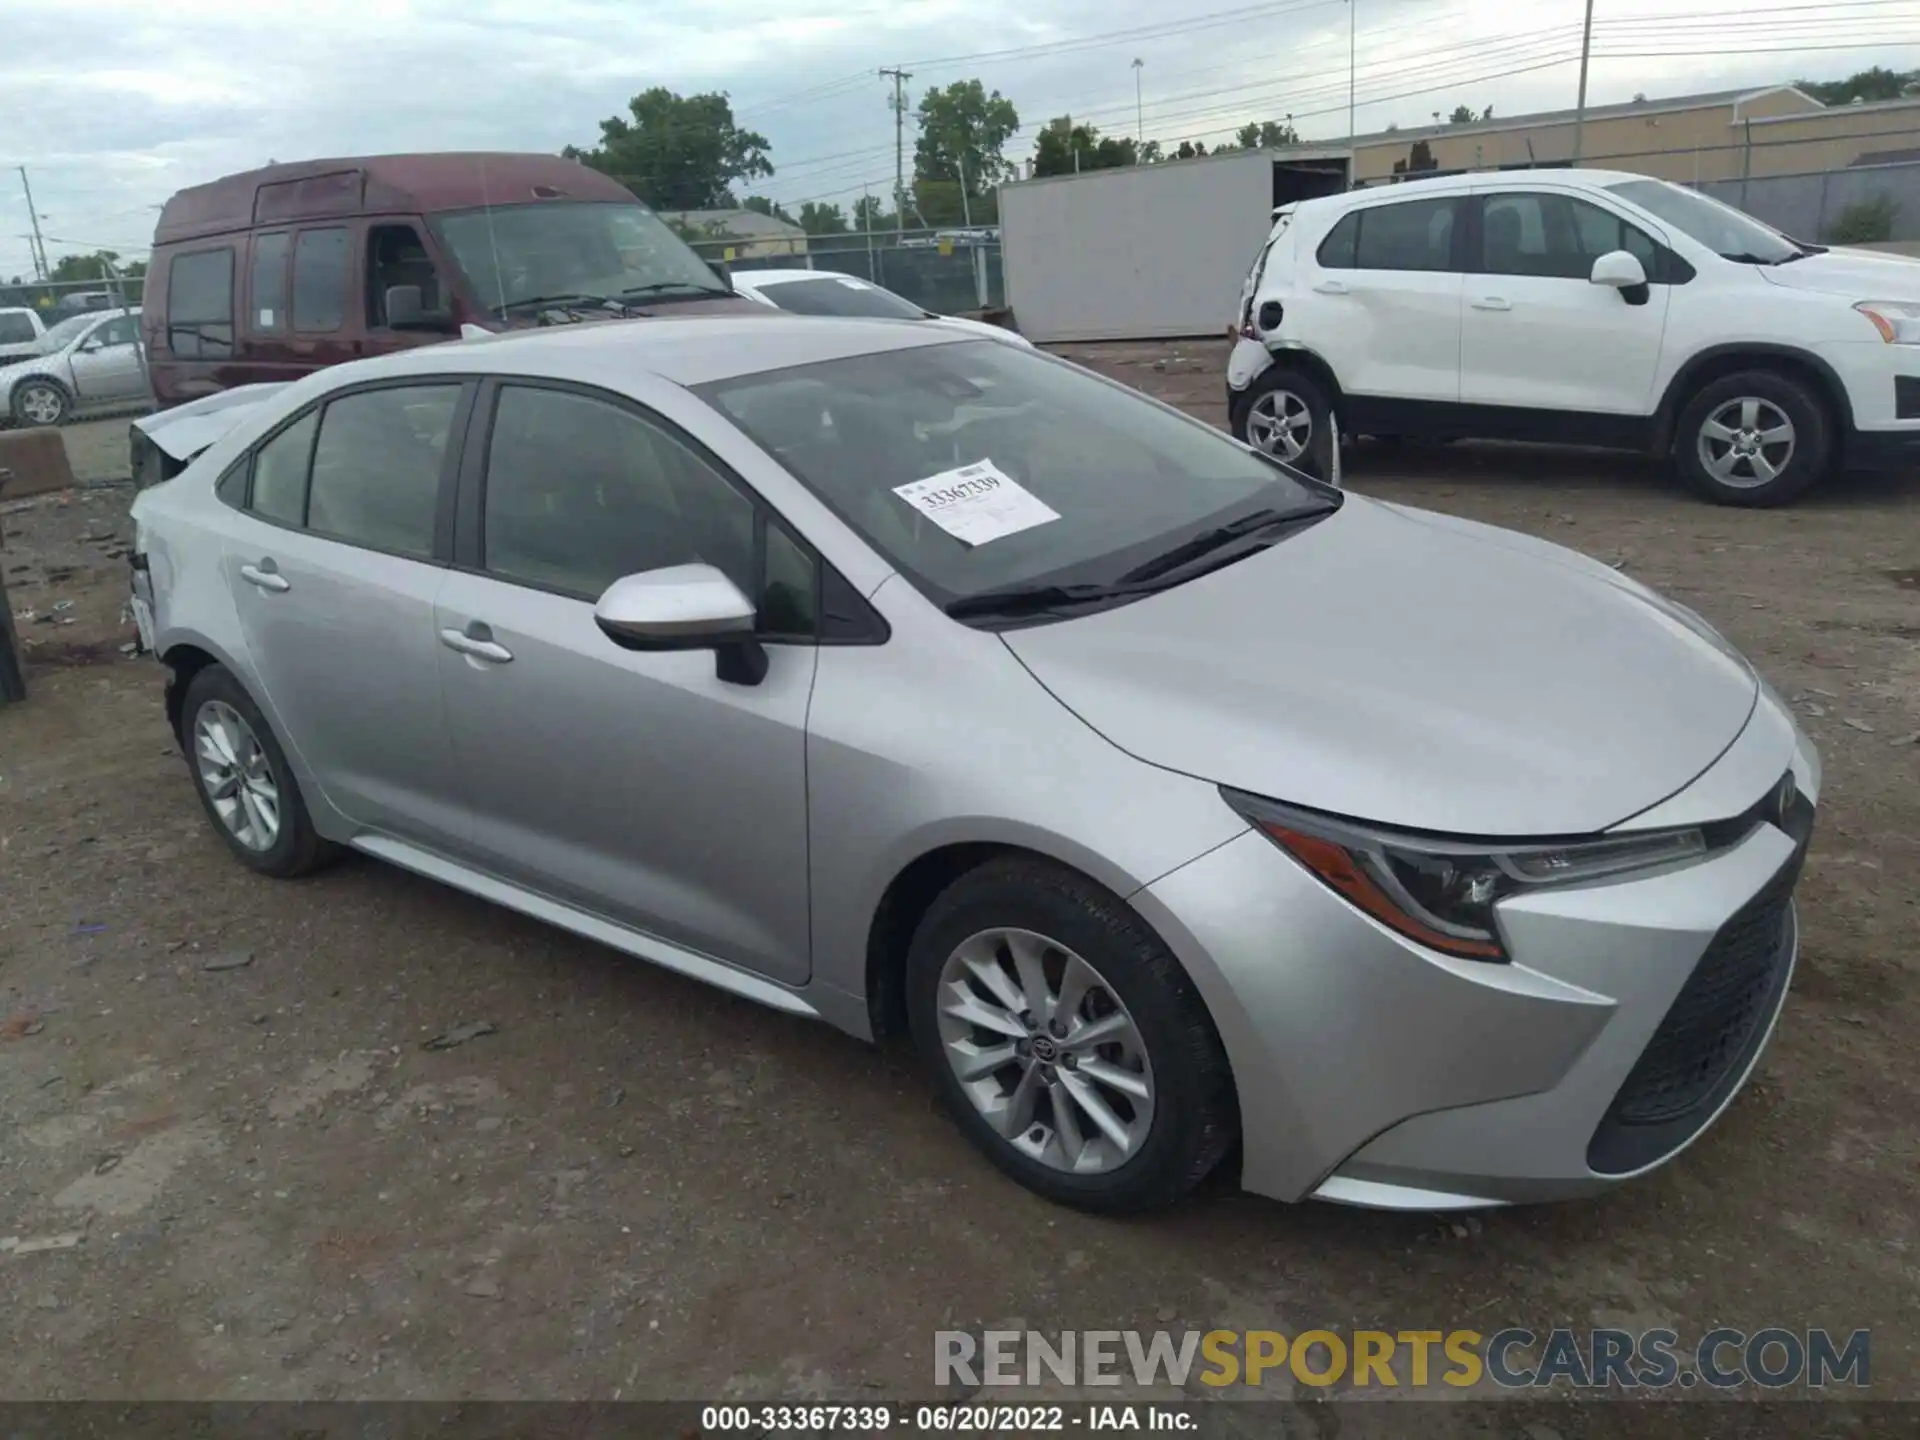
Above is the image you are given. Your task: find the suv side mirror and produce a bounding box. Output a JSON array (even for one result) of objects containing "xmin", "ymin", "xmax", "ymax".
[
  {"xmin": 593, "ymin": 563, "xmax": 768, "ymax": 685},
  {"xmin": 1590, "ymin": 250, "xmax": 1650, "ymax": 306},
  {"xmin": 385, "ymin": 284, "xmax": 454, "ymax": 332}
]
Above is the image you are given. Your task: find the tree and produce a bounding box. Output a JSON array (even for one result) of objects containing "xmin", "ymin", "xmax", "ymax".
[
  {"xmin": 1139, "ymin": 140, "xmax": 1163, "ymax": 163},
  {"xmin": 1031, "ymin": 117, "xmax": 1135, "ymax": 177},
  {"xmin": 1173, "ymin": 140, "xmax": 1209, "ymax": 160},
  {"xmin": 741, "ymin": 195, "xmax": 795, "ymax": 224},
  {"xmin": 1233, "ymin": 119, "xmax": 1300, "ymax": 150},
  {"xmin": 852, "ymin": 195, "xmax": 893, "ymax": 235},
  {"xmin": 1798, "ymin": 67, "xmax": 1916, "ymax": 105},
  {"xmin": 797, "ymin": 201, "xmax": 850, "ymax": 236},
  {"xmin": 565, "ymin": 87, "xmax": 772, "ymax": 210},
  {"xmin": 1448, "ymin": 104, "xmax": 1476, "ymax": 124},
  {"xmin": 49, "ymin": 250, "xmax": 142, "ymax": 284},
  {"xmin": 913, "ymin": 78, "xmax": 1020, "ymax": 216}
]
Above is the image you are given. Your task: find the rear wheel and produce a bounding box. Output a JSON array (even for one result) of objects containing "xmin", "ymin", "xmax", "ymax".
[
  {"xmin": 182, "ymin": 665, "xmax": 337, "ymax": 878},
  {"xmin": 12, "ymin": 380, "xmax": 69, "ymax": 427},
  {"xmin": 1675, "ymin": 370, "xmax": 1830, "ymax": 507},
  {"xmin": 1232, "ymin": 368, "xmax": 1337, "ymax": 482},
  {"xmin": 906, "ymin": 858, "xmax": 1238, "ymax": 1213}
]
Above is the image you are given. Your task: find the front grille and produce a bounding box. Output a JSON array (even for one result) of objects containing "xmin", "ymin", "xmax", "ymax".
[
  {"xmin": 1610, "ymin": 863, "xmax": 1796, "ymax": 1125},
  {"xmin": 1895, "ymin": 375, "xmax": 1920, "ymax": 421},
  {"xmin": 1587, "ymin": 785, "xmax": 1810, "ymax": 1176}
]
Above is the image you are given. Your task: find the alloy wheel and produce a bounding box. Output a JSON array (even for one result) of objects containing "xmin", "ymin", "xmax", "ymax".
[
  {"xmin": 1698, "ymin": 396, "xmax": 1796, "ymax": 489},
  {"xmin": 1246, "ymin": 388, "xmax": 1312, "ymax": 461},
  {"xmin": 17, "ymin": 384, "xmax": 65, "ymax": 426},
  {"xmin": 935, "ymin": 927, "xmax": 1155, "ymax": 1175},
  {"xmin": 193, "ymin": 700, "xmax": 281, "ymax": 851}
]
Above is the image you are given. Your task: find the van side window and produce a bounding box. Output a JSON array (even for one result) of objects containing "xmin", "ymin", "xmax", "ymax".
[
  {"xmin": 166, "ymin": 248, "xmax": 235, "ymax": 358},
  {"xmin": 250, "ymin": 233, "xmax": 290, "ymax": 333},
  {"xmin": 293, "ymin": 228, "xmax": 350, "ymax": 333},
  {"xmin": 367, "ymin": 225, "xmax": 443, "ymax": 328}
]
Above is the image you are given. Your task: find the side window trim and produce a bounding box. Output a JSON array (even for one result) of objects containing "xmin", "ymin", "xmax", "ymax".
[
  {"xmin": 232, "ymin": 376, "xmax": 474, "ymax": 566},
  {"xmin": 455, "ymin": 375, "xmax": 868, "ymax": 644}
]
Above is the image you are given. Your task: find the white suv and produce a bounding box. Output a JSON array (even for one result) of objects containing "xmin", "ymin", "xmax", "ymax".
[{"xmin": 1227, "ymin": 168, "xmax": 1920, "ymax": 506}]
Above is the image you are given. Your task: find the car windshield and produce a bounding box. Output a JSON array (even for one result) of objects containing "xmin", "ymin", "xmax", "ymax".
[
  {"xmin": 430, "ymin": 201, "xmax": 725, "ymax": 313},
  {"xmin": 35, "ymin": 314, "xmax": 99, "ymax": 352},
  {"xmin": 1607, "ymin": 179, "xmax": 1804, "ymax": 264},
  {"xmin": 755, "ymin": 276, "xmax": 929, "ymax": 320},
  {"xmin": 699, "ymin": 339, "xmax": 1330, "ymax": 613}
]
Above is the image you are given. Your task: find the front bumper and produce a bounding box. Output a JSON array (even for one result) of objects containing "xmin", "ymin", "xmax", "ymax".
[{"xmin": 1133, "ymin": 694, "xmax": 1819, "ymax": 1208}]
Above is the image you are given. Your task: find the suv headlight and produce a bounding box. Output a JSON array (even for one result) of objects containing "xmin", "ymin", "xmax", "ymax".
[
  {"xmin": 1223, "ymin": 790, "xmax": 1706, "ymax": 962},
  {"xmin": 1854, "ymin": 300, "xmax": 1920, "ymax": 345}
]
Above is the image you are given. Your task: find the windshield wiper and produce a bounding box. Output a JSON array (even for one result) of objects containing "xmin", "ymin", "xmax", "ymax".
[
  {"xmin": 1115, "ymin": 501, "xmax": 1338, "ymax": 586},
  {"xmin": 944, "ymin": 581, "xmax": 1161, "ymax": 622},
  {"xmin": 619, "ymin": 281, "xmax": 736, "ymax": 302},
  {"xmin": 493, "ymin": 293, "xmax": 625, "ymax": 318}
]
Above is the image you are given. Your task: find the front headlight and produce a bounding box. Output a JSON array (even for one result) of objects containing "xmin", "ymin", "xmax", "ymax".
[
  {"xmin": 1223, "ymin": 790, "xmax": 1706, "ymax": 962},
  {"xmin": 1854, "ymin": 300, "xmax": 1920, "ymax": 345}
]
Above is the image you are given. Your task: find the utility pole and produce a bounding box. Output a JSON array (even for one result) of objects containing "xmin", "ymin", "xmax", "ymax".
[
  {"xmin": 880, "ymin": 67, "xmax": 912, "ymax": 239},
  {"xmin": 956, "ymin": 152, "xmax": 973, "ymax": 228},
  {"xmin": 1132, "ymin": 58, "xmax": 1145, "ymax": 151},
  {"xmin": 1572, "ymin": 0, "xmax": 1596, "ymax": 165},
  {"xmin": 1348, "ymin": 1, "xmax": 1357, "ymax": 146},
  {"xmin": 17, "ymin": 167, "xmax": 49, "ymax": 281}
]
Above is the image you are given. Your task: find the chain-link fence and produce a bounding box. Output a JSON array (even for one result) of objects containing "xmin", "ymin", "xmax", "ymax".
[
  {"xmin": 0, "ymin": 273, "xmax": 146, "ymax": 318},
  {"xmin": 686, "ymin": 229, "xmax": 1006, "ymax": 316}
]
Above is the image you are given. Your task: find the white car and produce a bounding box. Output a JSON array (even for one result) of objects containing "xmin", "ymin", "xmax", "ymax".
[
  {"xmin": 0, "ymin": 307, "xmax": 148, "ymax": 427},
  {"xmin": 727, "ymin": 268, "xmax": 1033, "ymax": 347},
  {"xmin": 1227, "ymin": 169, "xmax": 1920, "ymax": 506}
]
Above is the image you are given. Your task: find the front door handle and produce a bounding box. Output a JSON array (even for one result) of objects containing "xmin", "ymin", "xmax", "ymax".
[
  {"xmin": 440, "ymin": 626, "xmax": 513, "ymax": 664},
  {"xmin": 1312, "ymin": 280, "xmax": 1349, "ymax": 295},
  {"xmin": 239, "ymin": 561, "xmax": 290, "ymax": 593},
  {"xmin": 1471, "ymin": 296, "xmax": 1512, "ymax": 311}
]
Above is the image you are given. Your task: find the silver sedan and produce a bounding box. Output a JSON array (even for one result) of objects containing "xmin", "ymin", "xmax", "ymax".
[
  {"xmin": 128, "ymin": 315, "xmax": 1817, "ymax": 1213},
  {"xmin": 1, "ymin": 307, "xmax": 147, "ymax": 427}
]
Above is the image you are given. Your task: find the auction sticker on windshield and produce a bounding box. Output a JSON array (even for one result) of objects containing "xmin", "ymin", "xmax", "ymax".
[{"xmin": 894, "ymin": 460, "xmax": 1060, "ymax": 547}]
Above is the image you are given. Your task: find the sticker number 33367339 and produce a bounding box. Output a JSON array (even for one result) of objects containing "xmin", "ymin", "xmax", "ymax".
[{"xmin": 892, "ymin": 460, "xmax": 1061, "ymax": 548}]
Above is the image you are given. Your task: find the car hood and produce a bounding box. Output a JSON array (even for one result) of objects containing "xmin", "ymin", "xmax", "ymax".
[
  {"xmin": 927, "ymin": 313, "xmax": 1034, "ymax": 347},
  {"xmin": 1758, "ymin": 246, "xmax": 1920, "ymax": 300},
  {"xmin": 1002, "ymin": 497, "xmax": 1758, "ymax": 837},
  {"xmin": 135, "ymin": 382, "xmax": 290, "ymax": 461}
]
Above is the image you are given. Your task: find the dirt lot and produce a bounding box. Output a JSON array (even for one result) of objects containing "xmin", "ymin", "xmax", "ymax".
[{"xmin": 3, "ymin": 343, "xmax": 1917, "ymax": 1413}]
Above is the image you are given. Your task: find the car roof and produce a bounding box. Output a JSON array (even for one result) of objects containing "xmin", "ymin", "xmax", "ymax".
[
  {"xmin": 1298, "ymin": 167, "xmax": 1662, "ymax": 219},
  {"xmin": 301, "ymin": 312, "xmax": 967, "ymax": 392}
]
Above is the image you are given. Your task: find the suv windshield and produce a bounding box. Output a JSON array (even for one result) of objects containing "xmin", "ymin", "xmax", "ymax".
[
  {"xmin": 700, "ymin": 339, "xmax": 1331, "ymax": 616},
  {"xmin": 757, "ymin": 275, "xmax": 928, "ymax": 319},
  {"xmin": 1607, "ymin": 179, "xmax": 1804, "ymax": 264},
  {"xmin": 431, "ymin": 201, "xmax": 725, "ymax": 313}
]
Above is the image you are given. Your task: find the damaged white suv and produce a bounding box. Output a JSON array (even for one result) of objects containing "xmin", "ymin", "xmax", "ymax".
[{"xmin": 1228, "ymin": 168, "xmax": 1920, "ymax": 506}]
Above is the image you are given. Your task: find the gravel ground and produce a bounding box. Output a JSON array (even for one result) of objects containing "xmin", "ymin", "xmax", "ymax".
[{"xmin": 2, "ymin": 354, "xmax": 1917, "ymax": 1412}]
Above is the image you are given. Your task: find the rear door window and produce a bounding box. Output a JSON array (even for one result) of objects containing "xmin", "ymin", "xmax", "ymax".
[
  {"xmin": 293, "ymin": 227, "xmax": 350, "ymax": 333},
  {"xmin": 306, "ymin": 385, "xmax": 460, "ymax": 557},
  {"xmin": 165, "ymin": 248, "xmax": 235, "ymax": 357},
  {"xmin": 1352, "ymin": 197, "xmax": 1458, "ymax": 272}
]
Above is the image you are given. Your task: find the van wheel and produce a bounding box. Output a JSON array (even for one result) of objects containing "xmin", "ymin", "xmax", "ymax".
[
  {"xmin": 12, "ymin": 380, "xmax": 70, "ymax": 427},
  {"xmin": 1675, "ymin": 371, "xmax": 1829, "ymax": 507},
  {"xmin": 1232, "ymin": 369, "xmax": 1336, "ymax": 482}
]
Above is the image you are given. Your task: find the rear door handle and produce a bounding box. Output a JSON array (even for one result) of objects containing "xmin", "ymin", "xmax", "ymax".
[
  {"xmin": 1312, "ymin": 280, "xmax": 1349, "ymax": 295},
  {"xmin": 440, "ymin": 627, "xmax": 513, "ymax": 664},
  {"xmin": 1471, "ymin": 296, "xmax": 1512, "ymax": 311},
  {"xmin": 239, "ymin": 561, "xmax": 289, "ymax": 593}
]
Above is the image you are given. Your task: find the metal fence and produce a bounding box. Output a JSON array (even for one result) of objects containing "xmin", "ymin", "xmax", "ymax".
[
  {"xmin": 0, "ymin": 273, "xmax": 146, "ymax": 317},
  {"xmin": 1696, "ymin": 161, "xmax": 1920, "ymax": 244},
  {"xmin": 686, "ymin": 229, "xmax": 1007, "ymax": 315}
]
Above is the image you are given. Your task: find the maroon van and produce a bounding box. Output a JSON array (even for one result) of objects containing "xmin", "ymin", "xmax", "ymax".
[{"xmin": 143, "ymin": 152, "xmax": 759, "ymax": 408}]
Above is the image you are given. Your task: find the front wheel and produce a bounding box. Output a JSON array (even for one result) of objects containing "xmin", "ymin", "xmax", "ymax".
[
  {"xmin": 906, "ymin": 858, "xmax": 1238, "ymax": 1213},
  {"xmin": 1675, "ymin": 370, "xmax": 1830, "ymax": 507},
  {"xmin": 12, "ymin": 380, "xmax": 70, "ymax": 427},
  {"xmin": 1231, "ymin": 368, "xmax": 1337, "ymax": 483}
]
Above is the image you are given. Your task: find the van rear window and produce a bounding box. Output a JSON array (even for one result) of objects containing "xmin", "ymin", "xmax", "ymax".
[{"xmin": 166, "ymin": 248, "xmax": 235, "ymax": 358}]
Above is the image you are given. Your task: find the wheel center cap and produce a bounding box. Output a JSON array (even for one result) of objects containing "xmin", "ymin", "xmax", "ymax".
[{"xmin": 1030, "ymin": 1035, "xmax": 1059, "ymax": 1063}]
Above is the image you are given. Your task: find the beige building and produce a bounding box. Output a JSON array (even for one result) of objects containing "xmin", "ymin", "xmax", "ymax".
[{"xmin": 1342, "ymin": 86, "xmax": 1920, "ymax": 186}]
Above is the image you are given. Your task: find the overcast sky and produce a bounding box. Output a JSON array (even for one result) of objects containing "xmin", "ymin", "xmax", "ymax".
[{"xmin": 2, "ymin": 0, "xmax": 1914, "ymax": 275}]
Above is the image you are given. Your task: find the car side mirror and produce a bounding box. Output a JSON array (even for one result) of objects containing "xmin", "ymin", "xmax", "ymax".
[
  {"xmin": 385, "ymin": 284, "xmax": 454, "ymax": 332},
  {"xmin": 593, "ymin": 563, "xmax": 768, "ymax": 685},
  {"xmin": 1590, "ymin": 250, "xmax": 1650, "ymax": 306}
]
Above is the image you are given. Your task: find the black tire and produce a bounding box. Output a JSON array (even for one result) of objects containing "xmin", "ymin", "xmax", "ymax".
[
  {"xmin": 1230, "ymin": 367, "xmax": 1337, "ymax": 483},
  {"xmin": 905, "ymin": 857, "xmax": 1239, "ymax": 1214},
  {"xmin": 180, "ymin": 664, "xmax": 337, "ymax": 878},
  {"xmin": 1674, "ymin": 369, "xmax": 1831, "ymax": 507},
  {"xmin": 12, "ymin": 378, "xmax": 71, "ymax": 428}
]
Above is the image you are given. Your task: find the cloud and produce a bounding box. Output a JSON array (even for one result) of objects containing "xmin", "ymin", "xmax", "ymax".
[{"xmin": 0, "ymin": 0, "xmax": 1907, "ymax": 272}]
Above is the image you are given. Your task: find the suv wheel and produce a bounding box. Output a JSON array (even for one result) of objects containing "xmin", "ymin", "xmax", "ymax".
[
  {"xmin": 906, "ymin": 858, "xmax": 1238, "ymax": 1213},
  {"xmin": 1232, "ymin": 368, "xmax": 1336, "ymax": 482},
  {"xmin": 1676, "ymin": 370, "xmax": 1830, "ymax": 507},
  {"xmin": 13, "ymin": 380, "xmax": 70, "ymax": 427},
  {"xmin": 181, "ymin": 665, "xmax": 338, "ymax": 878}
]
